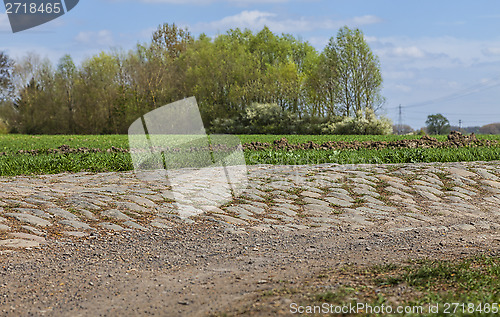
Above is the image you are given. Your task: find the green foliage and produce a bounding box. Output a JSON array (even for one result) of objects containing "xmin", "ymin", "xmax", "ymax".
[
  {"xmin": 2, "ymin": 133, "xmax": 498, "ymax": 153},
  {"xmin": 0, "ymin": 134, "xmax": 129, "ymax": 153},
  {"xmin": 8, "ymin": 25, "xmax": 386, "ymax": 135},
  {"xmin": 0, "ymin": 134, "xmax": 499, "ymax": 176},
  {"xmin": 321, "ymin": 108, "xmax": 393, "ymax": 135},
  {"xmin": 426, "ymin": 113, "xmax": 451, "ymax": 135},
  {"xmin": 374, "ymin": 256, "xmax": 500, "ymax": 316},
  {"xmin": 0, "ymin": 152, "xmax": 132, "ymax": 176},
  {"xmin": 0, "ymin": 51, "xmax": 15, "ymax": 102},
  {"xmin": 246, "ymin": 146, "xmax": 500, "ymax": 166},
  {"xmin": 151, "ymin": 23, "xmax": 193, "ymax": 60},
  {"xmin": 210, "ymin": 102, "xmax": 330, "ymax": 134},
  {"xmin": 326, "ymin": 26, "xmax": 384, "ymax": 117}
]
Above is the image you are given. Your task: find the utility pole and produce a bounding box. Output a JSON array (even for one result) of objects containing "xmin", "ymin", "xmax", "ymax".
[
  {"xmin": 459, "ymin": 119, "xmax": 462, "ymax": 132},
  {"xmin": 397, "ymin": 104, "xmax": 402, "ymax": 135}
]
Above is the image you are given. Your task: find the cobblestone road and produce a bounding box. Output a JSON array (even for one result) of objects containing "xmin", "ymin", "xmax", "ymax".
[{"xmin": 1, "ymin": 161, "xmax": 500, "ymax": 251}]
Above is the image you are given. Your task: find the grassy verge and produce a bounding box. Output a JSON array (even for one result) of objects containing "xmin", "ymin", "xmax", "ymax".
[
  {"xmin": 0, "ymin": 134, "xmax": 130, "ymax": 153},
  {"xmin": 246, "ymin": 147, "xmax": 500, "ymax": 165},
  {"xmin": 1, "ymin": 134, "xmax": 500, "ymax": 176},
  {"xmin": 220, "ymin": 255, "xmax": 500, "ymax": 316},
  {"xmin": 0, "ymin": 153, "xmax": 133, "ymax": 176},
  {"xmin": 2, "ymin": 134, "xmax": 500, "ymax": 153},
  {"xmin": 1, "ymin": 147, "xmax": 500, "ymax": 176}
]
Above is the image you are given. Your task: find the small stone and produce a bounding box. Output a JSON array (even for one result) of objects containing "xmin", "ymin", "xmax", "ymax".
[
  {"xmin": 123, "ymin": 221, "xmax": 148, "ymax": 231},
  {"xmin": 0, "ymin": 239, "xmax": 40, "ymax": 248},
  {"xmin": 63, "ymin": 231, "xmax": 89, "ymax": 238},
  {"xmin": 4, "ymin": 213, "xmax": 52, "ymax": 227},
  {"xmin": 101, "ymin": 209, "xmax": 132, "ymax": 221},
  {"xmin": 213, "ymin": 214, "xmax": 249, "ymax": 225},
  {"xmin": 99, "ymin": 222, "xmax": 127, "ymax": 231},
  {"xmin": 8, "ymin": 232, "xmax": 45, "ymax": 243},
  {"xmin": 59, "ymin": 220, "xmax": 94, "ymax": 230}
]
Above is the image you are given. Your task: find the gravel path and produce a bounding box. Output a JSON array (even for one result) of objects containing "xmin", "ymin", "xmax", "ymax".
[{"xmin": 1, "ymin": 161, "xmax": 500, "ymax": 315}]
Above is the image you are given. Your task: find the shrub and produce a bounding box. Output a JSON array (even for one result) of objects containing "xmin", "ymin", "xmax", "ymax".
[
  {"xmin": 321, "ymin": 108, "xmax": 393, "ymax": 135},
  {"xmin": 209, "ymin": 103, "xmax": 392, "ymax": 135},
  {"xmin": 209, "ymin": 102, "xmax": 299, "ymax": 134}
]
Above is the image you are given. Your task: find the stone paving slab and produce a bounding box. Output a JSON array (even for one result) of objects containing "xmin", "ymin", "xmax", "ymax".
[{"xmin": 1, "ymin": 161, "xmax": 500, "ymax": 249}]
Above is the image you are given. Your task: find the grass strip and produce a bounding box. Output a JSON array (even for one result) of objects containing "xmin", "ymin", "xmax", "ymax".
[{"xmin": 1, "ymin": 147, "xmax": 499, "ymax": 176}]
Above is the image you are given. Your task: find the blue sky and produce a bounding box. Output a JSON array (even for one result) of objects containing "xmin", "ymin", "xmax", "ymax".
[{"xmin": 2, "ymin": 0, "xmax": 500, "ymax": 129}]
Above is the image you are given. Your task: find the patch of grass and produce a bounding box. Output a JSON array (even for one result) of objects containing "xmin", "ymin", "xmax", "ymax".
[
  {"xmin": 286, "ymin": 187, "xmax": 302, "ymax": 195},
  {"xmin": 315, "ymin": 288, "xmax": 354, "ymax": 302},
  {"xmin": 236, "ymin": 255, "xmax": 500, "ymax": 317},
  {"xmin": 245, "ymin": 147, "xmax": 500, "ymax": 166},
  {"xmin": 1, "ymin": 134, "xmax": 500, "ymax": 176},
  {"xmin": 433, "ymin": 171, "xmax": 449, "ymax": 181},
  {"xmin": 294, "ymin": 199, "xmax": 307, "ymax": 206},
  {"xmin": 375, "ymin": 180, "xmax": 390, "ymax": 191},
  {"xmin": 262, "ymin": 287, "xmax": 298, "ymax": 297},
  {"xmin": 373, "ymin": 256, "xmax": 500, "ymax": 314},
  {"xmin": 353, "ymin": 198, "xmax": 366, "ymax": 204},
  {"xmin": 0, "ymin": 152, "xmax": 133, "ymax": 176}
]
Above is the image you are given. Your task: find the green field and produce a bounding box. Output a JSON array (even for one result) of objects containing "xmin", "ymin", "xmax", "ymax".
[
  {"xmin": 0, "ymin": 134, "xmax": 499, "ymax": 176},
  {"xmin": 2, "ymin": 134, "xmax": 500, "ymax": 153}
]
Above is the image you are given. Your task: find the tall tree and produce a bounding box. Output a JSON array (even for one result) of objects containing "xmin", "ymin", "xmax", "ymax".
[
  {"xmin": 0, "ymin": 51, "xmax": 15, "ymax": 102},
  {"xmin": 73, "ymin": 52, "xmax": 120, "ymax": 134},
  {"xmin": 151, "ymin": 23, "xmax": 194, "ymax": 60},
  {"xmin": 327, "ymin": 26, "xmax": 384, "ymax": 117},
  {"xmin": 12, "ymin": 54, "xmax": 62, "ymax": 134},
  {"xmin": 55, "ymin": 54, "xmax": 77, "ymax": 133}
]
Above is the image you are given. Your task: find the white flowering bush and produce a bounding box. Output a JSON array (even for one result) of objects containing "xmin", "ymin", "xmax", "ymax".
[{"xmin": 322, "ymin": 108, "xmax": 393, "ymax": 135}]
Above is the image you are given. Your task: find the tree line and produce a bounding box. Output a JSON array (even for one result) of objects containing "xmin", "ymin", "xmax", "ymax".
[{"xmin": 0, "ymin": 24, "xmax": 389, "ymax": 135}]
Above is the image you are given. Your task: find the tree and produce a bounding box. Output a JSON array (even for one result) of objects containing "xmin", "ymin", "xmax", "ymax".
[
  {"xmin": 151, "ymin": 23, "xmax": 193, "ymax": 61},
  {"xmin": 326, "ymin": 26, "xmax": 384, "ymax": 117},
  {"xmin": 73, "ymin": 52, "xmax": 120, "ymax": 134},
  {"xmin": 55, "ymin": 54, "xmax": 77, "ymax": 133},
  {"xmin": 0, "ymin": 51, "xmax": 15, "ymax": 102},
  {"xmin": 0, "ymin": 52, "xmax": 15, "ymax": 133},
  {"xmin": 6, "ymin": 25, "xmax": 389, "ymax": 135},
  {"xmin": 479, "ymin": 123, "xmax": 500, "ymax": 134},
  {"xmin": 11, "ymin": 54, "xmax": 63, "ymax": 134},
  {"xmin": 426, "ymin": 113, "xmax": 450, "ymax": 135}
]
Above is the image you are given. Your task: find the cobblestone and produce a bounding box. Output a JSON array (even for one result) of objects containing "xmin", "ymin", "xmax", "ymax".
[{"xmin": 1, "ymin": 161, "xmax": 500, "ymax": 249}]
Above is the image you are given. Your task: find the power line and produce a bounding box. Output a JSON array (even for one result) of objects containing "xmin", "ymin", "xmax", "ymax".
[
  {"xmin": 403, "ymin": 110, "xmax": 500, "ymax": 116},
  {"xmin": 387, "ymin": 75, "xmax": 500, "ymax": 110}
]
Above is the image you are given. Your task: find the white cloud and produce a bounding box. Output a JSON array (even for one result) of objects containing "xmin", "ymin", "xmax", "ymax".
[
  {"xmin": 390, "ymin": 46, "xmax": 426, "ymax": 59},
  {"xmin": 75, "ymin": 30, "xmax": 115, "ymax": 46},
  {"xmin": 193, "ymin": 10, "xmax": 276, "ymax": 32},
  {"xmin": 190, "ymin": 11, "xmax": 382, "ymax": 33},
  {"xmin": 482, "ymin": 47, "xmax": 500, "ymax": 56},
  {"xmin": 370, "ymin": 36, "xmax": 500, "ymax": 71},
  {"xmin": 351, "ymin": 15, "xmax": 382, "ymax": 26}
]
